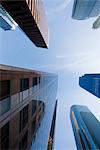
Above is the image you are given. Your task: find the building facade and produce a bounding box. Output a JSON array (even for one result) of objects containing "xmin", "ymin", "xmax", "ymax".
[
  {"xmin": 79, "ymin": 74, "xmax": 100, "ymax": 98},
  {"xmin": 72, "ymin": 0, "xmax": 100, "ymax": 20},
  {"xmin": 70, "ymin": 105, "xmax": 100, "ymax": 150},
  {"xmin": 0, "ymin": 0, "xmax": 48, "ymax": 48},
  {"xmin": 0, "ymin": 64, "xmax": 58, "ymax": 150}
]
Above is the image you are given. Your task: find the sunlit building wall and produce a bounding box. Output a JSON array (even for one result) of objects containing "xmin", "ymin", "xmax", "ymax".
[
  {"xmin": 70, "ymin": 105, "xmax": 100, "ymax": 150},
  {"xmin": 79, "ymin": 74, "xmax": 100, "ymax": 98},
  {"xmin": 72, "ymin": 0, "xmax": 100, "ymax": 20},
  {"xmin": 0, "ymin": 64, "xmax": 58, "ymax": 150},
  {"xmin": 0, "ymin": 0, "xmax": 48, "ymax": 48}
]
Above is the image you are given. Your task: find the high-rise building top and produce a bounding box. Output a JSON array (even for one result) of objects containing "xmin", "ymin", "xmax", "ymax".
[
  {"xmin": 72, "ymin": 0, "xmax": 100, "ymax": 20},
  {"xmin": 79, "ymin": 74, "xmax": 100, "ymax": 98},
  {"xmin": 93, "ymin": 16, "xmax": 100, "ymax": 29},
  {"xmin": 0, "ymin": 64, "xmax": 58, "ymax": 150},
  {"xmin": 70, "ymin": 105, "xmax": 100, "ymax": 150},
  {"xmin": 0, "ymin": 0, "xmax": 49, "ymax": 48}
]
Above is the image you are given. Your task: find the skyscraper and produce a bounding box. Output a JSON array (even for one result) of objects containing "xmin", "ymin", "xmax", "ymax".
[
  {"xmin": 79, "ymin": 74, "xmax": 100, "ymax": 98},
  {"xmin": 0, "ymin": 64, "xmax": 58, "ymax": 150},
  {"xmin": 72, "ymin": 0, "xmax": 100, "ymax": 20},
  {"xmin": 0, "ymin": 0, "xmax": 48, "ymax": 48},
  {"xmin": 70, "ymin": 105, "xmax": 100, "ymax": 150},
  {"xmin": 93, "ymin": 16, "xmax": 100, "ymax": 29}
]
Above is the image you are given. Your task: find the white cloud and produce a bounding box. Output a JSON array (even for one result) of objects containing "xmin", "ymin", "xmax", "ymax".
[{"xmin": 46, "ymin": 0, "xmax": 70, "ymax": 16}]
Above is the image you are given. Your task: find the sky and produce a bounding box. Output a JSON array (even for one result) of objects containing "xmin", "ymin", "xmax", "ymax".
[{"xmin": 0, "ymin": 0, "xmax": 100, "ymax": 149}]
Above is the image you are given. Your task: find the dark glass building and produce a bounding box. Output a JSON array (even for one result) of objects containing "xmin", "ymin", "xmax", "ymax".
[
  {"xmin": 0, "ymin": 64, "xmax": 58, "ymax": 150},
  {"xmin": 79, "ymin": 74, "xmax": 100, "ymax": 98},
  {"xmin": 0, "ymin": 0, "xmax": 48, "ymax": 48},
  {"xmin": 72, "ymin": 0, "xmax": 100, "ymax": 20},
  {"xmin": 70, "ymin": 105, "xmax": 100, "ymax": 150}
]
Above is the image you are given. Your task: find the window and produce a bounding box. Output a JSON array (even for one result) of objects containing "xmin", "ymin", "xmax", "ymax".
[
  {"xmin": 20, "ymin": 105, "xmax": 28, "ymax": 132},
  {"xmin": 0, "ymin": 80, "xmax": 10, "ymax": 100},
  {"xmin": 1, "ymin": 122, "xmax": 9, "ymax": 149},
  {"xmin": 39, "ymin": 77, "xmax": 41, "ymax": 84},
  {"xmin": 19, "ymin": 131, "xmax": 28, "ymax": 150},
  {"xmin": 78, "ymin": 130, "xmax": 86, "ymax": 150},
  {"xmin": 31, "ymin": 0, "xmax": 32, "ymax": 11},
  {"xmin": 32, "ymin": 77, "xmax": 38, "ymax": 86},
  {"xmin": 81, "ymin": 128, "xmax": 92, "ymax": 150},
  {"xmin": 20, "ymin": 78, "xmax": 29, "ymax": 92},
  {"xmin": 32, "ymin": 100, "xmax": 37, "ymax": 115},
  {"xmin": 28, "ymin": 0, "xmax": 30, "ymax": 5},
  {"xmin": 38, "ymin": 100, "xmax": 42, "ymax": 106},
  {"xmin": 32, "ymin": 77, "xmax": 40, "ymax": 87},
  {"xmin": 0, "ymin": 97, "xmax": 10, "ymax": 116},
  {"xmin": 31, "ymin": 118, "xmax": 36, "ymax": 136}
]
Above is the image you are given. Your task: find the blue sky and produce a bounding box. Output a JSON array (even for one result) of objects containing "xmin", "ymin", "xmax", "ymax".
[{"xmin": 0, "ymin": 0, "xmax": 100, "ymax": 149}]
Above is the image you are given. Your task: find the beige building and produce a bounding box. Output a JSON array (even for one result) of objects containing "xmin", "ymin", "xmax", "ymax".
[{"xmin": 0, "ymin": 64, "xmax": 58, "ymax": 150}]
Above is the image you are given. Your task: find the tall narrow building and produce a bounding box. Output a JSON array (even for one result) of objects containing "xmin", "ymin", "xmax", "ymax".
[
  {"xmin": 72, "ymin": 0, "xmax": 100, "ymax": 20},
  {"xmin": 0, "ymin": 0, "xmax": 48, "ymax": 48},
  {"xmin": 79, "ymin": 74, "xmax": 100, "ymax": 98},
  {"xmin": 70, "ymin": 105, "xmax": 100, "ymax": 150},
  {"xmin": 93, "ymin": 16, "xmax": 100, "ymax": 29},
  {"xmin": 47, "ymin": 100, "xmax": 58, "ymax": 150},
  {"xmin": 0, "ymin": 64, "xmax": 58, "ymax": 150}
]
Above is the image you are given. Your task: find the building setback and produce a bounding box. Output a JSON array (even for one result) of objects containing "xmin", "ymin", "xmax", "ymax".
[
  {"xmin": 0, "ymin": 64, "xmax": 58, "ymax": 150},
  {"xmin": 70, "ymin": 105, "xmax": 100, "ymax": 150},
  {"xmin": 0, "ymin": 0, "xmax": 48, "ymax": 48},
  {"xmin": 79, "ymin": 74, "xmax": 100, "ymax": 98},
  {"xmin": 72, "ymin": 0, "xmax": 100, "ymax": 20}
]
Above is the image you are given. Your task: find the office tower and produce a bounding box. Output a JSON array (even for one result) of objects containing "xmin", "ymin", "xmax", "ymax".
[
  {"xmin": 70, "ymin": 105, "xmax": 100, "ymax": 150},
  {"xmin": 0, "ymin": 4, "xmax": 16, "ymax": 30},
  {"xmin": 93, "ymin": 16, "xmax": 100, "ymax": 29},
  {"xmin": 72, "ymin": 0, "xmax": 100, "ymax": 20},
  {"xmin": 79, "ymin": 74, "xmax": 100, "ymax": 98},
  {"xmin": 0, "ymin": 64, "xmax": 58, "ymax": 150},
  {"xmin": 0, "ymin": 0, "xmax": 48, "ymax": 48}
]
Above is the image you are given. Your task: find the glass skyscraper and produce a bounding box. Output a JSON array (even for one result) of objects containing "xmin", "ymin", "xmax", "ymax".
[
  {"xmin": 0, "ymin": 64, "xmax": 58, "ymax": 150},
  {"xmin": 79, "ymin": 74, "xmax": 100, "ymax": 98},
  {"xmin": 72, "ymin": 0, "xmax": 100, "ymax": 20},
  {"xmin": 70, "ymin": 105, "xmax": 100, "ymax": 150}
]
